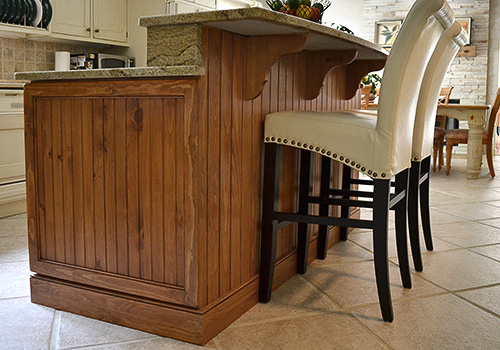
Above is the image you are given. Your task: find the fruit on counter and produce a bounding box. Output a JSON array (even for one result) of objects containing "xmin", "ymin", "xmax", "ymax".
[
  {"xmin": 279, "ymin": 5, "xmax": 295, "ymax": 15},
  {"xmin": 296, "ymin": 4, "xmax": 312, "ymax": 19},
  {"xmin": 285, "ymin": 0, "xmax": 301, "ymax": 10},
  {"xmin": 266, "ymin": 0, "xmax": 283, "ymax": 11},
  {"xmin": 302, "ymin": 0, "xmax": 311, "ymax": 6},
  {"xmin": 311, "ymin": 2, "xmax": 324, "ymax": 12},
  {"xmin": 310, "ymin": 7, "xmax": 321, "ymax": 21}
]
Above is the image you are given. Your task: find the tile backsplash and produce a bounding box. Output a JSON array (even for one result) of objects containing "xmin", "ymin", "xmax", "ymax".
[{"xmin": 0, "ymin": 37, "xmax": 101, "ymax": 80}]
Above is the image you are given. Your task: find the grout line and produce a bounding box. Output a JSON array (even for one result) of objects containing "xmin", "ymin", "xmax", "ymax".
[
  {"xmin": 453, "ymin": 292, "xmax": 500, "ymax": 320},
  {"xmin": 49, "ymin": 310, "xmax": 62, "ymax": 350},
  {"xmin": 59, "ymin": 336, "xmax": 157, "ymax": 350}
]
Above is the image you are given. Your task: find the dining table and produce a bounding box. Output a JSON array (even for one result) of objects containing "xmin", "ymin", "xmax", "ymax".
[
  {"xmin": 437, "ymin": 104, "xmax": 491, "ymax": 179},
  {"xmin": 368, "ymin": 103, "xmax": 491, "ymax": 179}
]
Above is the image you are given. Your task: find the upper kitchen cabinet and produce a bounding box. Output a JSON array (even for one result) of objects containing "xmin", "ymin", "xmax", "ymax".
[{"xmin": 51, "ymin": 0, "xmax": 128, "ymax": 46}]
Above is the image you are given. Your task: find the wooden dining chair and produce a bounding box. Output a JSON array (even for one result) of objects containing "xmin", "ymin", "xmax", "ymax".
[
  {"xmin": 433, "ymin": 87, "xmax": 453, "ymax": 171},
  {"xmin": 445, "ymin": 87, "xmax": 500, "ymax": 177},
  {"xmin": 360, "ymin": 84, "xmax": 372, "ymax": 110},
  {"xmin": 259, "ymin": 0, "xmax": 456, "ymax": 323}
]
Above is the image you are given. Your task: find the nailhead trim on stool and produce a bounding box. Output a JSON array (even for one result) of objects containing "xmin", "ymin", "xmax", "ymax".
[{"xmin": 264, "ymin": 137, "xmax": 387, "ymax": 179}]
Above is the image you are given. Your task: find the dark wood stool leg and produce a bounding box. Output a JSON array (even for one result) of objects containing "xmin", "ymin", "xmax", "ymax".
[
  {"xmin": 317, "ymin": 156, "xmax": 331, "ymax": 259},
  {"xmin": 259, "ymin": 143, "xmax": 282, "ymax": 303},
  {"xmin": 373, "ymin": 179, "xmax": 394, "ymax": 322},
  {"xmin": 408, "ymin": 160, "xmax": 423, "ymax": 272},
  {"xmin": 339, "ymin": 165, "xmax": 352, "ymax": 241},
  {"xmin": 394, "ymin": 169, "xmax": 411, "ymax": 289},
  {"xmin": 420, "ymin": 156, "xmax": 433, "ymax": 251},
  {"xmin": 297, "ymin": 150, "xmax": 312, "ymax": 274}
]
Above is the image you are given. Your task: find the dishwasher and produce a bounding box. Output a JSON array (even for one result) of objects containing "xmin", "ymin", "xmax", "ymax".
[{"xmin": 0, "ymin": 86, "xmax": 26, "ymax": 218}]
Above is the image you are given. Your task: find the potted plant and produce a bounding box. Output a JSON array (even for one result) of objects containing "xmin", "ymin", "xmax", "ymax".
[{"xmin": 362, "ymin": 73, "xmax": 382, "ymax": 101}]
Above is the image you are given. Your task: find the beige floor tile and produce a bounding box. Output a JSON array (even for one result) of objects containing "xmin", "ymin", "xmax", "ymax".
[
  {"xmin": 478, "ymin": 217, "xmax": 500, "ymax": 229},
  {"xmin": 431, "ymin": 221, "xmax": 500, "ymax": 247},
  {"xmin": 233, "ymin": 275, "xmax": 340, "ymax": 327},
  {"xmin": 429, "ymin": 190, "xmax": 476, "ymax": 206},
  {"xmin": 431, "ymin": 202, "xmax": 500, "ymax": 221},
  {"xmin": 0, "ymin": 234, "xmax": 28, "ymax": 263},
  {"xmin": 0, "ymin": 260, "xmax": 31, "ymax": 299},
  {"xmin": 68, "ymin": 337, "xmax": 219, "ymax": 349},
  {"xmin": 0, "ymin": 297, "xmax": 54, "ymax": 350},
  {"xmin": 303, "ymin": 261, "xmax": 444, "ymax": 309},
  {"xmin": 418, "ymin": 250, "xmax": 500, "ymax": 291},
  {"xmin": 311, "ymin": 240, "xmax": 374, "ymax": 265},
  {"xmin": 218, "ymin": 312, "xmax": 387, "ymax": 350},
  {"xmin": 352, "ymin": 294, "xmax": 500, "ymax": 350},
  {"xmin": 0, "ymin": 218, "xmax": 28, "ymax": 238},
  {"xmin": 457, "ymin": 285, "xmax": 500, "ymax": 317},
  {"xmin": 349, "ymin": 229, "xmax": 459, "ymax": 259},
  {"xmin": 428, "ymin": 207, "xmax": 469, "ymax": 224},
  {"xmin": 469, "ymin": 244, "xmax": 500, "ymax": 262},
  {"xmin": 57, "ymin": 312, "xmax": 155, "ymax": 349}
]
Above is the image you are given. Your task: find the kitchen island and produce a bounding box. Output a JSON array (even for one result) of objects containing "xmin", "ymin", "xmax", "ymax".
[{"xmin": 17, "ymin": 8, "xmax": 387, "ymax": 345}]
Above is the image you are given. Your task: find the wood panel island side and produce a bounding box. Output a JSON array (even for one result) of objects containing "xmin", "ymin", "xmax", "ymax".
[{"xmin": 17, "ymin": 8, "xmax": 387, "ymax": 345}]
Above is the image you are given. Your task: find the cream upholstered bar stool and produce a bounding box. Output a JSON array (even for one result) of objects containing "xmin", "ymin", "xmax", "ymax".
[
  {"xmin": 259, "ymin": 0, "xmax": 455, "ymax": 322},
  {"xmin": 408, "ymin": 22, "xmax": 467, "ymax": 271}
]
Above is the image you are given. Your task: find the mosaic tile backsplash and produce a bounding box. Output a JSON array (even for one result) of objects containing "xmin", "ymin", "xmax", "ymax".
[{"xmin": 0, "ymin": 37, "xmax": 101, "ymax": 80}]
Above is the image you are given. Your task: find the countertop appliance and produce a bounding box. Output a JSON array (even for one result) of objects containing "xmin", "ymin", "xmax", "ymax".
[
  {"xmin": 0, "ymin": 86, "xmax": 26, "ymax": 218},
  {"xmin": 70, "ymin": 53, "xmax": 135, "ymax": 70}
]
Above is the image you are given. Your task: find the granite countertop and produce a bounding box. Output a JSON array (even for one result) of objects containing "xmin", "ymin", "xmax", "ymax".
[
  {"xmin": 139, "ymin": 7, "xmax": 388, "ymax": 60},
  {"xmin": 15, "ymin": 66, "xmax": 205, "ymax": 82},
  {"xmin": 0, "ymin": 80, "xmax": 28, "ymax": 88}
]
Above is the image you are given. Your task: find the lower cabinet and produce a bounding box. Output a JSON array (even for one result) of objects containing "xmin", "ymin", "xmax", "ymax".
[{"xmin": 0, "ymin": 88, "xmax": 26, "ymax": 218}]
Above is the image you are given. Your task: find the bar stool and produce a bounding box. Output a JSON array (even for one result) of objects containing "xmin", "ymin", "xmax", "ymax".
[
  {"xmin": 347, "ymin": 23, "xmax": 467, "ymax": 271},
  {"xmin": 408, "ymin": 22, "xmax": 468, "ymax": 271},
  {"xmin": 259, "ymin": 0, "xmax": 456, "ymax": 322}
]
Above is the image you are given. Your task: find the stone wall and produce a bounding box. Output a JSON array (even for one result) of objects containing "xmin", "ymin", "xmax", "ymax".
[{"xmin": 363, "ymin": 0, "xmax": 490, "ymax": 105}]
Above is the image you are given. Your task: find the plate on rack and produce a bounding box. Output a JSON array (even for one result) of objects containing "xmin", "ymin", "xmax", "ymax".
[
  {"xmin": 25, "ymin": 0, "xmax": 37, "ymax": 25},
  {"xmin": 0, "ymin": 0, "xmax": 9, "ymax": 23},
  {"xmin": 41, "ymin": 0, "xmax": 52, "ymax": 28},
  {"xmin": 33, "ymin": 0, "xmax": 42, "ymax": 27}
]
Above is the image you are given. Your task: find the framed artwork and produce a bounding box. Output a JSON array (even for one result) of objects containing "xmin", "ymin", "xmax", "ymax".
[
  {"xmin": 375, "ymin": 20, "xmax": 402, "ymax": 48},
  {"xmin": 456, "ymin": 17, "xmax": 472, "ymax": 45}
]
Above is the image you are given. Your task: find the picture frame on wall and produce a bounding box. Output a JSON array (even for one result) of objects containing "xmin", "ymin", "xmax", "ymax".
[
  {"xmin": 456, "ymin": 17, "xmax": 472, "ymax": 45},
  {"xmin": 375, "ymin": 20, "xmax": 403, "ymax": 48}
]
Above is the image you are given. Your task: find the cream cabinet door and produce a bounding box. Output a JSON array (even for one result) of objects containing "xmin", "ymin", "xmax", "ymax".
[
  {"xmin": 93, "ymin": 0, "xmax": 128, "ymax": 43},
  {"xmin": 51, "ymin": 0, "xmax": 92, "ymax": 38}
]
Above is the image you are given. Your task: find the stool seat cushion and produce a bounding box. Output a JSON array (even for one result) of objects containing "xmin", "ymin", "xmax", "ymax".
[{"xmin": 265, "ymin": 110, "xmax": 400, "ymax": 179}]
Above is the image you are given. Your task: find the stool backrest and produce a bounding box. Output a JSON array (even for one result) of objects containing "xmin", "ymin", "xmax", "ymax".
[
  {"xmin": 376, "ymin": 0, "xmax": 455, "ymax": 174},
  {"xmin": 412, "ymin": 22, "xmax": 467, "ymax": 160}
]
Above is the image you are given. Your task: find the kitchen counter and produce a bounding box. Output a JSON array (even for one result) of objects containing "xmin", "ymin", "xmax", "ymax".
[
  {"xmin": 0, "ymin": 80, "xmax": 27, "ymax": 88},
  {"xmin": 22, "ymin": 8, "xmax": 388, "ymax": 346},
  {"xmin": 15, "ymin": 65, "xmax": 205, "ymax": 81}
]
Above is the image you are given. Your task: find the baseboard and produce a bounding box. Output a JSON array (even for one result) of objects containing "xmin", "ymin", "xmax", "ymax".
[{"xmin": 30, "ymin": 275, "xmax": 258, "ymax": 345}]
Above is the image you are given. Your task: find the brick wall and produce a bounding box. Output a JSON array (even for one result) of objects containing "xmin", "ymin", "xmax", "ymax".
[{"xmin": 363, "ymin": 0, "xmax": 490, "ymax": 105}]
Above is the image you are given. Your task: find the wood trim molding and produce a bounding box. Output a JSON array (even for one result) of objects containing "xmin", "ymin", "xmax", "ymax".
[
  {"xmin": 244, "ymin": 34, "xmax": 308, "ymax": 100},
  {"xmin": 304, "ymin": 50, "xmax": 358, "ymax": 100},
  {"xmin": 344, "ymin": 59, "xmax": 387, "ymax": 100}
]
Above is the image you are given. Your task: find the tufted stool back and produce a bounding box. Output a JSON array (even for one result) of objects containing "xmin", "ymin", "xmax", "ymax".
[{"xmin": 375, "ymin": 0, "xmax": 455, "ymax": 178}]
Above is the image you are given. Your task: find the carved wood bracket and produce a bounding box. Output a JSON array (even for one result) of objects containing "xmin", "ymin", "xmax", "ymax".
[
  {"xmin": 244, "ymin": 34, "xmax": 308, "ymax": 100},
  {"xmin": 304, "ymin": 50, "xmax": 358, "ymax": 100},
  {"xmin": 344, "ymin": 59, "xmax": 387, "ymax": 100}
]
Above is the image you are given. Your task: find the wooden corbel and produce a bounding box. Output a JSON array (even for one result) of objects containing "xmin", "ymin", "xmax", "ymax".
[
  {"xmin": 344, "ymin": 59, "xmax": 387, "ymax": 100},
  {"xmin": 304, "ymin": 50, "xmax": 358, "ymax": 100},
  {"xmin": 244, "ymin": 34, "xmax": 308, "ymax": 100}
]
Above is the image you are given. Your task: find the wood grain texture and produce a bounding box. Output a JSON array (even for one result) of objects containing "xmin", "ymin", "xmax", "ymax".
[
  {"xmin": 25, "ymin": 25, "xmax": 365, "ymax": 345},
  {"xmin": 26, "ymin": 80, "xmax": 200, "ymax": 307}
]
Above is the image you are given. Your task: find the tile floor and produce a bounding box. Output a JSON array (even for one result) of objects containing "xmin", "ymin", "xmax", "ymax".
[{"xmin": 2, "ymin": 156, "xmax": 500, "ymax": 349}]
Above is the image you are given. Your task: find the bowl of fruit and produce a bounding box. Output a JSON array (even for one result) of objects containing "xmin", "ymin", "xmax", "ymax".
[{"xmin": 266, "ymin": 0, "xmax": 330, "ymax": 23}]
